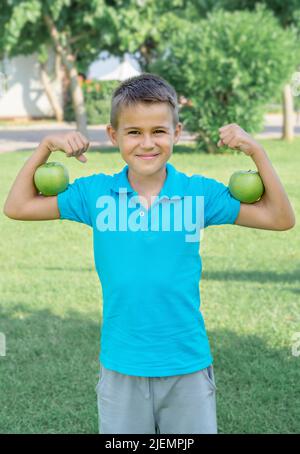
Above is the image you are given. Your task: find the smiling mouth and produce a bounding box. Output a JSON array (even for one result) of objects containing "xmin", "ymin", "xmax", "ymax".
[{"xmin": 136, "ymin": 154, "xmax": 160, "ymax": 160}]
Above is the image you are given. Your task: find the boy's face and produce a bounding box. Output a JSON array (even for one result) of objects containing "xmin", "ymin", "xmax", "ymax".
[{"xmin": 106, "ymin": 102, "xmax": 182, "ymax": 179}]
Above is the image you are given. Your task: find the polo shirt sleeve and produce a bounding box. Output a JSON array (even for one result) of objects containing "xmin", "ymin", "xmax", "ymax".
[
  {"xmin": 57, "ymin": 175, "xmax": 93, "ymax": 227},
  {"xmin": 202, "ymin": 175, "xmax": 241, "ymax": 227}
]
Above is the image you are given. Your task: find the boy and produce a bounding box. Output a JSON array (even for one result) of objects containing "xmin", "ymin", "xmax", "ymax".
[{"xmin": 3, "ymin": 73, "xmax": 295, "ymax": 434}]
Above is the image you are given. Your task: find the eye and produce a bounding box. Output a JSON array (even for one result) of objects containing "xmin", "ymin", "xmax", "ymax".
[
  {"xmin": 128, "ymin": 131, "xmax": 140, "ymax": 135},
  {"xmin": 154, "ymin": 130, "xmax": 165, "ymax": 134}
]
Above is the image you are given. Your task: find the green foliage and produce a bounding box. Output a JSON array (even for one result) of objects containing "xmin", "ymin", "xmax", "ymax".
[
  {"xmin": 0, "ymin": 1, "xmax": 116, "ymax": 61},
  {"xmin": 0, "ymin": 0, "xmax": 166, "ymax": 125},
  {"xmin": 0, "ymin": 0, "xmax": 43, "ymax": 57},
  {"xmin": 150, "ymin": 6, "xmax": 300, "ymax": 152},
  {"xmin": 186, "ymin": 0, "xmax": 300, "ymax": 28},
  {"xmin": 64, "ymin": 79, "xmax": 119, "ymax": 124}
]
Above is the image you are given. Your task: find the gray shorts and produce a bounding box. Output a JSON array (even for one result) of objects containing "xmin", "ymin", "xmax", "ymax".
[{"xmin": 95, "ymin": 364, "xmax": 217, "ymax": 434}]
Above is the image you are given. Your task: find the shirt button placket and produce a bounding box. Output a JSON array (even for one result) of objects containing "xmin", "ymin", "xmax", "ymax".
[{"xmin": 139, "ymin": 208, "xmax": 150, "ymax": 232}]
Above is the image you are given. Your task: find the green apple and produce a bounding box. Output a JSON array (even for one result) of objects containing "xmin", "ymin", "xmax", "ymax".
[
  {"xmin": 34, "ymin": 162, "xmax": 69, "ymax": 196},
  {"xmin": 229, "ymin": 170, "xmax": 264, "ymax": 203}
]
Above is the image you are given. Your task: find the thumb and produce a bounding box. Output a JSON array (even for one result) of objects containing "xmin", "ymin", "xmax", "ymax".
[{"xmin": 77, "ymin": 154, "xmax": 87, "ymax": 163}]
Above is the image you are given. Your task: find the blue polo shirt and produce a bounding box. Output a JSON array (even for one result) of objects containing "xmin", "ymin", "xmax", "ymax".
[{"xmin": 57, "ymin": 162, "xmax": 240, "ymax": 377}]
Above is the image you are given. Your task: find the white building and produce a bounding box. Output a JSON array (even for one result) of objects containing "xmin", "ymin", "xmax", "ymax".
[
  {"xmin": 0, "ymin": 51, "xmax": 141, "ymax": 119},
  {"xmin": 0, "ymin": 50, "xmax": 63, "ymax": 119},
  {"xmin": 87, "ymin": 51, "xmax": 141, "ymax": 81}
]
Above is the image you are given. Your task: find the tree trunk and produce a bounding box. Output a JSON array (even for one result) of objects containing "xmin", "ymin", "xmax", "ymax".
[
  {"xmin": 198, "ymin": 129, "xmax": 218, "ymax": 153},
  {"xmin": 43, "ymin": 14, "xmax": 89, "ymax": 138},
  {"xmin": 40, "ymin": 61, "xmax": 64, "ymax": 122},
  {"xmin": 282, "ymin": 83, "xmax": 294, "ymax": 141},
  {"xmin": 55, "ymin": 53, "xmax": 66, "ymax": 120},
  {"xmin": 68, "ymin": 62, "xmax": 88, "ymax": 137}
]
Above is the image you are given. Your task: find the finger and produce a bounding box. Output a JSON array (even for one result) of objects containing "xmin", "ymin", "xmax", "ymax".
[
  {"xmin": 81, "ymin": 139, "xmax": 90, "ymax": 153},
  {"xmin": 77, "ymin": 132, "xmax": 90, "ymax": 149},
  {"xmin": 74, "ymin": 132, "xmax": 89, "ymax": 153},
  {"xmin": 227, "ymin": 137, "xmax": 240, "ymax": 148},
  {"xmin": 80, "ymin": 138, "xmax": 90, "ymax": 153},
  {"xmin": 74, "ymin": 133, "xmax": 90, "ymax": 156},
  {"xmin": 219, "ymin": 129, "xmax": 232, "ymax": 139},
  {"xmin": 72, "ymin": 135, "xmax": 86, "ymax": 156},
  {"xmin": 220, "ymin": 131, "xmax": 235, "ymax": 146},
  {"xmin": 66, "ymin": 139, "xmax": 76, "ymax": 157},
  {"xmin": 219, "ymin": 124, "xmax": 232, "ymax": 132},
  {"xmin": 67, "ymin": 137, "xmax": 76, "ymax": 156},
  {"xmin": 219, "ymin": 128, "xmax": 234, "ymax": 139},
  {"xmin": 76, "ymin": 154, "xmax": 87, "ymax": 163},
  {"xmin": 68, "ymin": 137, "xmax": 83, "ymax": 157}
]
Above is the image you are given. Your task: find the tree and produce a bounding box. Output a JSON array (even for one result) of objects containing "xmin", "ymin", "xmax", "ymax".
[
  {"xmin": 187, "ymin": 0, "xmax": 300, "ymax": 28},
  {"xmin": 0, "ymin": 0, "xmax": 169, "ymax": 135},
  {"xmin": 149, "ymin": 6, "xmax": 300, "ymax": 153},
  {"xmin": 0, "ymin": 0, "xmax": 137, "ymax": 136},
  {"xmin": 113, "ymin": 0, "xmax": 300, "ymax": 143},
  {"xmin": 38, "ymin": 45, "xmax": 64, "ymax": 122},
  {"xmin": 185, "ymin": 0, "xmax": 300, "ymax": 141}
]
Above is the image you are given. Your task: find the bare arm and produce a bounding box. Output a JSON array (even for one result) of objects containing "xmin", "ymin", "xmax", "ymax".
[
  {"xmin": 234, "ymin": 148, "xmax": 295, "ymax": 231},
  {"xmin": 218, "ymin": 123, "xmax": 295, "ymax": 231},
  {"xmin": 3, "ymin": 132, "xmax": 89, "ymax": 221}
]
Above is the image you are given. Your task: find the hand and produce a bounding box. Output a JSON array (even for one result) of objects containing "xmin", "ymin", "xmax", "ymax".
[
  {"xmin": 43, "ymin": 131, "xmax": 90, "ymax": 163},
  {"xmin": 217, "ymin": 123, "xmax": 263, "ymax": 156}
]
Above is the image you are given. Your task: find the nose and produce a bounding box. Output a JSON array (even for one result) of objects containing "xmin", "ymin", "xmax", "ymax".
[{"xmin": 140, "ymin": 134, "xmax": 155, "ymax": 149}]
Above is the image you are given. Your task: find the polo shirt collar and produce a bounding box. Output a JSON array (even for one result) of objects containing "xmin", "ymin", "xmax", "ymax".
[{"xmin": 110, "ymin": 162, "xmax": 185, "ymax": 199}]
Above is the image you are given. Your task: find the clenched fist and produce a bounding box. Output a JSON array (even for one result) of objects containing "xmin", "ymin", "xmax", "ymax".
[
  {"xmin": 217, "ymin": 123, "xmax": 263, "ymax": 156},
  {"xmin": 43, "ymin": 131, "xmax": 90, "ymax": 163}
]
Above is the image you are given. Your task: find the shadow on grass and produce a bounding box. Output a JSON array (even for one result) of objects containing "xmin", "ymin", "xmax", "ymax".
[
  {"xmin": 208, "ymin": 328, "xmax": 299, "ymax": 434},
  {"xmin": 7, "ymin": 268, "xmax": 300, "ymax": 288},
  {"xmin": 289, "ymin": 288, "xmax": 300, "ymax": 294},
  {"xmin": 203, "ymin": 269, "xmax": 300, "ymax": 284},
  {"xmin": 0, "ymin": 302, "xmax": 299, "ymax": 434},
  {"xmin": 9, "ymin": 265, "xmax": 94, "ymax": 273},
  {"xmin": 0, "ymin": 304, "xmax": 101, "ymax": 434},
  {"xmin": 88, "ymin": 144, "xmax": 200, "ymax": 154}
]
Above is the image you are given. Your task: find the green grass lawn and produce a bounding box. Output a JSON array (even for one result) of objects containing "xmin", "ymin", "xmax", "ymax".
[{"xmin": 0, "ymin": 139, "xmax": 299, "ymax": 434}]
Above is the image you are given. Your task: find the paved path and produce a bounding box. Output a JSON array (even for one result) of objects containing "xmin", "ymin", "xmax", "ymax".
[{"xmin": 0, "ymin": 113, "xmax": 299, "ymax": 153}]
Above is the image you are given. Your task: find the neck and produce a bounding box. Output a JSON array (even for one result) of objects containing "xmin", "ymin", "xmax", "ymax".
[{"xmin": 128, "ymin": 165, "xmax": 167, "ymax": 195}]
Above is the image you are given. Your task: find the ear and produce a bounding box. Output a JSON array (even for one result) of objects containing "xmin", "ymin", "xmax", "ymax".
[
  {"xmin": 106, "ymin": 124, "xmax": 118, "ymax": 146},
  {"xmin": 173, "ymin": 122, "xmax": 183, "ymax": 144}
]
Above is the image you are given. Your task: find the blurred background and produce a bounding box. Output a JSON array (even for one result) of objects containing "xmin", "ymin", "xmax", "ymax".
[{"xmin": 0, "ymin": 0, "xmax": 300, "ymax": 151}]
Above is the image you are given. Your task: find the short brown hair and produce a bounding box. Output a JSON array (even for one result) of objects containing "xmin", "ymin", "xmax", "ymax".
[{"xmin": 110, "ymin": 73, "xmax": 179, "ymax": 130}]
